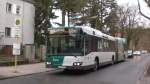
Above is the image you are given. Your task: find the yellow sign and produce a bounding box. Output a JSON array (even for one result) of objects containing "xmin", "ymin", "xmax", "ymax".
[{"xmin": 15, "ymin": 18, "xmax": 21, "ymax": 26}]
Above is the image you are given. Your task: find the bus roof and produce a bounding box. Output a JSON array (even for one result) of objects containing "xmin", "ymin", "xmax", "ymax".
[
  {"xmin": 48, "ymin": 26, "xmax": 116, "ymax": 41},
  {"xmin": 81, "ymin": 26, "xmax": 116, "ymax": 41}
]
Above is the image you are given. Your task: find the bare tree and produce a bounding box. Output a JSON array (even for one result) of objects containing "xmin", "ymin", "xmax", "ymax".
[
  {"xmin": 117, "ymin": 5, "xmax": 139, "ymax": 30},
  {"xmin": 117, "ymin": 5, "xmax": 141, "ymax": 49}
]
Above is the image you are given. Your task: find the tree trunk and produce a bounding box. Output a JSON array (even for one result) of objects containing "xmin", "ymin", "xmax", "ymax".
[
  {"xmin": 68, "ymin": 11, "xmax": 70, "ymax": 27},
  {"xmin": 62, "ymin": 10, "xmax": 66, "ymax": 26}
]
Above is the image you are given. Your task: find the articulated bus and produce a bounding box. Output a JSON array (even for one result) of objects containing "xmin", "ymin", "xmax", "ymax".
[{"xmin": 45, "ymin": 26, "xmax": 126, "ymax": 71}]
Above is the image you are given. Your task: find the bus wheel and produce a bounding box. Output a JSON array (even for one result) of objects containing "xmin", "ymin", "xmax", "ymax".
[
  {"xmin": 111, "ymin": 56, "xmax": 115, "ymax": 65},
  {"xmin": 92, "ymin": 59, "xmax": 99, "ymax": 71}
]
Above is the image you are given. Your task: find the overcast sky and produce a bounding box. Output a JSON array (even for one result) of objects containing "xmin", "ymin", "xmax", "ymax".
[
  {"xmin": 51, "ymin": 0, "xmax": 150, "ymax": 27},
  {"xmin": 117, "ymin": 0, "xmax": 150, "ymax": 26},
  {"xmin": 117, "ymin": 0, "xmax": 150, "ymax": 15},
  {"xmin": 117, "ymin": 0, "xmax": 139, "ymax": 5}
]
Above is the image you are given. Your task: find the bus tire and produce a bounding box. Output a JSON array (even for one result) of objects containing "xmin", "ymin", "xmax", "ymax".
[
  {"xmin": 111, "ymin": 55, "xmax": 115, "ymax": 65},
  {"xmin": 92, "ymin": 58, "xmax": 99, "ymax": 71},
  {"xmin": 64, "ymin": 69, "xmax": 70, "ymax": 72}
]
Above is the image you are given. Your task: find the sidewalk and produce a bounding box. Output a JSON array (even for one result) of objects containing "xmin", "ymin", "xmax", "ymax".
[
  {"xmin": 138, "ymin": 54, "xmax": 150, "ymax": 84},
  {"xmin": 0, "ymin": 63, "xmax": 54, "ymax": 80},
  {"xmin": 141, "ymin": 64, "xmax": 150, "ymax": 84}
]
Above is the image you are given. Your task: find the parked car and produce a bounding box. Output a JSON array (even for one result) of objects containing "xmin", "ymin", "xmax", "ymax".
[
  {"xmin": 133, "ymin": 51, "xmax": 141, "ymax": 56},
  {"xmin": 127, "ymin": 50, "xmax": 133, "ymax": 58},
  {"xmin": 141, "ymin": 50, "xmax": 148, "ymax": 54}
]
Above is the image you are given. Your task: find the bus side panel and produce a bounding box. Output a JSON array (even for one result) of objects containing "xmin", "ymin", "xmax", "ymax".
[
  {"xmin": 117, "ymin": 52, "xmax": 125, "ymax": 62},
  {"xmin": 96, "ymin": 52, "xmax": 115, "ymax": 64},
  {"xmin": 85, "ymin": 52, "xmax": 115, "ymax": 66}
]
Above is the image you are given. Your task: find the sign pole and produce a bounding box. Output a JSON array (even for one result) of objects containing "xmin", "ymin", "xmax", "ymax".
[
  {"xmin": 12, "ymin": 18, "xmax": 21, "ymax": 73},
  {"xmin": 14, "ymin": 36, "xmax": 19, "ymax": 73},
  {"xmin": 14, "ymin": 54, "xmax": 18, "ymax": 73}
]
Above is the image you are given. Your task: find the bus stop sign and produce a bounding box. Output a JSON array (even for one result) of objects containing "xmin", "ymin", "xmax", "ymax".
[{"xmin": 13, "ymin": 43, "xmax": 21, "ymax": 55}]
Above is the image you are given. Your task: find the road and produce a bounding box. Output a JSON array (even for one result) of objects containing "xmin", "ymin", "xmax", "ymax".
[{"xmin": 0, "ymin": 54, "xmax": 150, "ymax": 84}]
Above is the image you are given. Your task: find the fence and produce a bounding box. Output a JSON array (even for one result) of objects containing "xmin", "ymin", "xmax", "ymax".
[{"xmin": 0, "ymin": 44, "xmax": 46, "ymax": 64}]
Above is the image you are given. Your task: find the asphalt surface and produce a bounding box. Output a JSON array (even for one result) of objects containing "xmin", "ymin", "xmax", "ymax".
[{"xmin": 0, "ymin": 54, "xmax": 150, "ymax": 84}]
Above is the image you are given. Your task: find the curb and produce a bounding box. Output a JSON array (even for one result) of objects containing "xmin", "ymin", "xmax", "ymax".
[{"xmin": 0, "ymin": 69, "xmax": 58, "ymax": 80}]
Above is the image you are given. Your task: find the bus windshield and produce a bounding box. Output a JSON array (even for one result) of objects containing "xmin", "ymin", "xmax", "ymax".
[{"xmin": 48, "ymin": 35, "xmax": 84, "ymax": 56}]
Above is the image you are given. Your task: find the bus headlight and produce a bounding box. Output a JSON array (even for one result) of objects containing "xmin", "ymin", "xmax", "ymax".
[
  {"xmin": 46, "ymin": 62, "xmax": 51, "ymax": 65},
  {"xmin": 73, "ymin": 62, "xmax": 82, "ymax": 66}
]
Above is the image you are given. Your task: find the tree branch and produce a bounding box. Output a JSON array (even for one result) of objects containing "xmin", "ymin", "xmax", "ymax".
[{"xmin": 138, "ymin": 0, "xmax": 150, "ymax": 20}]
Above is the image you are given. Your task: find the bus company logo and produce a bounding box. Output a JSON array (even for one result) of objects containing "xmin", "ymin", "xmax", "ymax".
[{"xmin": 52, "ymin": 58, "xmax": 59, "ymax": 62}]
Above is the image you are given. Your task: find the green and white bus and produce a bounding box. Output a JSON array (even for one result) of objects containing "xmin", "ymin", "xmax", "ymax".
[{"xmin": 45, "ymin": 26, "xmax": 126, "ymax": 71}]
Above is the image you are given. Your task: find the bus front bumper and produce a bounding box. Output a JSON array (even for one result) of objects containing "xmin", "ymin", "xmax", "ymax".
[
  {"xmin": 66, "ymin": 65, "xmax": 94, "ymax": 70},
  {"xmin": 46, "ymin": 64, "xmax": 95, "ymax": 70}
]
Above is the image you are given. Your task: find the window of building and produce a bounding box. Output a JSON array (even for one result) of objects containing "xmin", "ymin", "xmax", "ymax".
[
  {"xmin": 5, "ymin": 27, "xmax": 11, "ymax": 37},
  {"xmin": 6, "ymin": 3, "xmax": 12, "ymax": 13},
  {"xmin": 16, "ymin": 5, "xmax": 21, "ymax": 15},
  {"xmin": 6, "ymin": 3, "xmax": 21, "ymax": 15}
]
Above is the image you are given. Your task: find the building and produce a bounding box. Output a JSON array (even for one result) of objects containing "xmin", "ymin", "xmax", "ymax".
[{"xmin": 0, "ymin": 0, "xmax": 35, "ymax": 55}]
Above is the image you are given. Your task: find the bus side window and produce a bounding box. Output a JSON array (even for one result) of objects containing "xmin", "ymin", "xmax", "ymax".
[
  {"xmin": 98, "ymin": 39, "xmax": 103, "ymax": 51},
  {"xmin": 103, "ymin": 40, "xmax": 108, "ymax": 51},
  {"xmin": 85, "ymin": 36, "xmax": 91, "ymax": 54}
]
